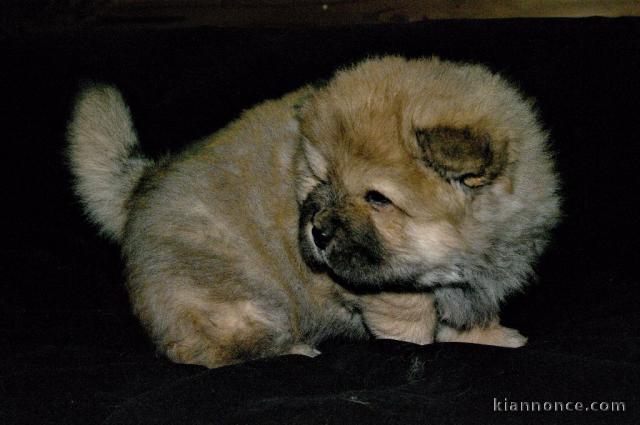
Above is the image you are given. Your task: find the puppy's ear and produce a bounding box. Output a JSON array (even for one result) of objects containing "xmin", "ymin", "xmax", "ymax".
[{"xmin": 416, "ymin": 127, "xmax": 506, "ymax": 187}]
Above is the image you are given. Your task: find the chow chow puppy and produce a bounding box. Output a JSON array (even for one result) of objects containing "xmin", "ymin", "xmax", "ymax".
[{"xmin": 67, "ymin": 56, "xmax": 559, "ymax": 368}]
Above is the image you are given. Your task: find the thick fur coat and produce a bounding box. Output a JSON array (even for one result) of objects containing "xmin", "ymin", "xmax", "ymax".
[{"xmin": 67, "ymin": 56, "xmax": 560, "ymax": 367}]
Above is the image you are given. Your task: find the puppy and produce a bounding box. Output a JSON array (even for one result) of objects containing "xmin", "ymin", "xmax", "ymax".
[{"xmin": 67, "ymin": 56, "xmax": 559, "ymax": 368}]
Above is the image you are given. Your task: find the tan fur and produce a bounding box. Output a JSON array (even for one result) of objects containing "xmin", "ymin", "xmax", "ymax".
[
  {"xmin": 436, "ymin": 321, "xmax": 527, "ymax": 348},
  {"xmin": 359, "ymin": 292, "xmax": 438, "ymax": 345},
  {"xmin": 68, "ymin": 56, "xmax": 559, "ymax": 368}
]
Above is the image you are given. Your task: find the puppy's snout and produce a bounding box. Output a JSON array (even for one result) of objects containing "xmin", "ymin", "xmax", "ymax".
[{"xmin": 312, "ymin": 212, "xmax": 337, "ymax": 250}]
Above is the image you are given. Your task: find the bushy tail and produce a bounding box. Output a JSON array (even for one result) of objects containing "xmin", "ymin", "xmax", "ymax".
[{"xmin": 67, "ymin": 84, "xmax": 153, "ymax": 241}]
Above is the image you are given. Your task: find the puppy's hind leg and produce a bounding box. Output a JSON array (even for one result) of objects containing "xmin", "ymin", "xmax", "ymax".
[{"xmin": 135, "ymin": 284, "xmax": 300, "ymax": 368}]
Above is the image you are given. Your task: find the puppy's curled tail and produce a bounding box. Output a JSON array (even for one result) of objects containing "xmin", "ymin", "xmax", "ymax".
[{"xmin": 67, "ymin": 84, "xmax": 153, "ymax": 241}]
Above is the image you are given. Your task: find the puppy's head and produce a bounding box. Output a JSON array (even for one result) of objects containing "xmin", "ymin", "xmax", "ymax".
[{"xmin": 295, "ymin": 56, "xmax": 555, "ymax": 290}]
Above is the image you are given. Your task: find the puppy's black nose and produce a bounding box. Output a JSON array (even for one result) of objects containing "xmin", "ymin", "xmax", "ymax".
[{"xmin": 312, "ymin": 223, "xmax": 334, "ymax": 250}]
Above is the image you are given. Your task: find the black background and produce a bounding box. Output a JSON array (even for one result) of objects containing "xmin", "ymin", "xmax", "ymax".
[{"xmin": 2, "ymin": 18, "xmax": 640, "ymax": 424}]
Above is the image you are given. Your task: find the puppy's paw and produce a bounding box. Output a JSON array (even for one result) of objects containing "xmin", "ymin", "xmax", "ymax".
[
  {"xmin": 288, "ymin": 344, "xmax": 321, "ymax": 357},
  {"xmin": 492, "ymin": 326, "xmax": 528, "ymax": 348},
  {"xmin": 437, "ymin": 322, "xmax": 527, "ymax": 348}
]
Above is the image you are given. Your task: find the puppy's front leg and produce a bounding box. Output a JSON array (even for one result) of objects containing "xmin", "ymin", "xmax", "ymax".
[
  {"xmin": 359, "ymin": 292, "xmax": 438, "ymax": 345},
  {"xmin": 433, "ymin": 287, "xmax": 527, "ymax": 348}
]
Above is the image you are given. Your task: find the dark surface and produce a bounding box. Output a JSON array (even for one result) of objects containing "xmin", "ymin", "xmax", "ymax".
[{"xmin": 2, "ymin": 18, "xmax": 640, "ymax": 424}]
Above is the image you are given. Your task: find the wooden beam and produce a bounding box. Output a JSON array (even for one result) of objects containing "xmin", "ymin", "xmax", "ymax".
[{"xmin": 2, "ymin": 1, "xmax": 639, "ymax": 34}]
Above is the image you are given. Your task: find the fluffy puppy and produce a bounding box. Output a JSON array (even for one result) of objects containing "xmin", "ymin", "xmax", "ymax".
[{"xmin": 67, "ymin": 56, "xmax": 559, "ymax": 368}]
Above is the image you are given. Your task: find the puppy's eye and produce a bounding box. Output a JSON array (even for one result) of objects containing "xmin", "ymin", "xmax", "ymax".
[{"xmin": 365, "ymin": 190, "xmax": 392, "ymax": 207}]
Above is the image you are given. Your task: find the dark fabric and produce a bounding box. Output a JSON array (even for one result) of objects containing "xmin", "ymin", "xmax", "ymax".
[{"xmin": 2, "ymin": 18, "xmax": 640, "ymax": 424}]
